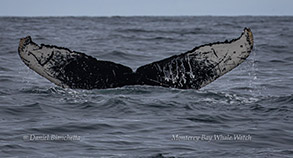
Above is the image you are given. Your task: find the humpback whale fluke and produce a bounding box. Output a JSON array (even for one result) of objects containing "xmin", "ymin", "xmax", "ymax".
[{"xmin": 18, "ymin": 28, "xmax": 253, "ymax": 90}]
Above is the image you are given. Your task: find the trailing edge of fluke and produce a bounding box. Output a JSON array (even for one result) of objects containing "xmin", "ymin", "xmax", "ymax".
[{"xmin": 18, "ymin": 28, "xmax": 253, "ymax": 89}]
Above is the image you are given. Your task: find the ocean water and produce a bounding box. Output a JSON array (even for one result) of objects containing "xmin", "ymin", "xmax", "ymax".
[{"xmin": 0, "ymin": 16, "xmax": 293, "ymax": 158}]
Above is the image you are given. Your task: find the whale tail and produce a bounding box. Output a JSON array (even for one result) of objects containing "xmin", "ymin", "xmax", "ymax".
[
  {"xmin": 135, "ymin": 28, "xmax": 253, "ymax": 89},
  {"xmin": 18, "ymin": 28, "xmax": 253, "ymax": 89}
]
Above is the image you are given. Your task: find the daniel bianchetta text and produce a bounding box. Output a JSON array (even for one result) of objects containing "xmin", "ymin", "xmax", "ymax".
[
  {"xmin": 172, "ymin": 134, "xmax": 252, "ymax": 142},
  {"xmin": 23, "ymin": 134, "xmax": 81, "ymax": 141}
]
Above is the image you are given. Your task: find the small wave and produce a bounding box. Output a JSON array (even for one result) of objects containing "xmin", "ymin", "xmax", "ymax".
[
  {"xmin": 142, "ymin": 36, "xmax": 178, "ymax": 42},
  {"xmin": 284, "ymin": 56, "xmax": 293, "ymax": 61},
  {"xmin": 214, "ymin": 22, "xmax": 240, "ymax": 28},
  {"xmin": 280, "ymin": 33, "xmax": 293, "ymax": 38},
  {"xmin": 20, "ymin": 86, "xmax": 56, "ymax": 94},
  {"xmin": 268, "ymin": 94, "xmax": 293, "ymax": 105},
  {"xmin": 280, "ymin": 149, "xmax": 293, "ymax": 155},
  {"xmin": 116, "ymin": 27, "xmax": 214, "ymax": 35},
  {"xmin": 0, "ymin": 78, "xmax": 14, "ymax": 82},
  {"xmin": 146, "ymin": 153, "xmax": 176, "ymax": 158},
  {"xmin": 185, "ymin": 115, "xmax": 224, "ymax": 124},
  {"xmin": 118, "ymin": 28, "xmax": 154, "ymax": 34},
  {"xmin": 0, "ymin": 144, "xmax": 23, "ymax": 150},
  {"xmin": 250, "ymin": 95, "xmax": 293, "ymax": 113},
  {"xmin": 76, "ymin": 101, "xmax": 100, "ymax": 109},
  {"xmin": 0, "ymin": 66, "xmax": 12, "ymax": 71},
  {"xmin": 269, "ymin": 59, "xmax": 287, "ymax": 63},
  {"xmin": 0, "ymin": 89, "xmax": 9, "ymax": 95},
  {"xmin": 96, "ymin": 97, "xmax": 136, "ymax": 115},
  {"xmin": 0, "ymin": 103, "xmax": 45, "ymax": 118},
  {"xmin": 193, "ymin": 90, "xmax": 260, "ymax": 105},
  {"xmin": 27, "ymin": 122, "xmax": 114, "ymax": 134},
  {"xmin": 0, "ymin": 144, "xmax": 34, "ymax": 157}
]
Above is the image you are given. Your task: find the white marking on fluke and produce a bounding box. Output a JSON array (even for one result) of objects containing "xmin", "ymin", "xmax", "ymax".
[
  {"xmin": 18, "ymin": 37, "xmax": 65, "ymax": 87},
  {"xmin": 186, "ymin": 28, "xmax": 254, "ymax": 88}
]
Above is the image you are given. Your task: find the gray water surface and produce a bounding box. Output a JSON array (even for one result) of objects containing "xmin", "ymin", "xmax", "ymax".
[{"xmin": 0, "ymin": 16, "xmax": 293, "ymax": 158}]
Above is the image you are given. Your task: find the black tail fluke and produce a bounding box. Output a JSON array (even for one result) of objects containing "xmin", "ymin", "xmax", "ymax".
[
  {"xmin": 18, "ymin": 36, "xmax": 135, "ymax": 89},
  {"xmin": 135, "ymin": 28, "xmax": 254, "ymax": 89},
  {"xmin": 18, "ymin": 28, "xmax": 253, "ymax": 90}
]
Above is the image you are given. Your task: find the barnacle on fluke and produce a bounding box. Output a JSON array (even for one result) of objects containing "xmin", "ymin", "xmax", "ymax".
[{"xmin": 18, "ymin": 28, "xmax": 253, "ymax": 89}]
